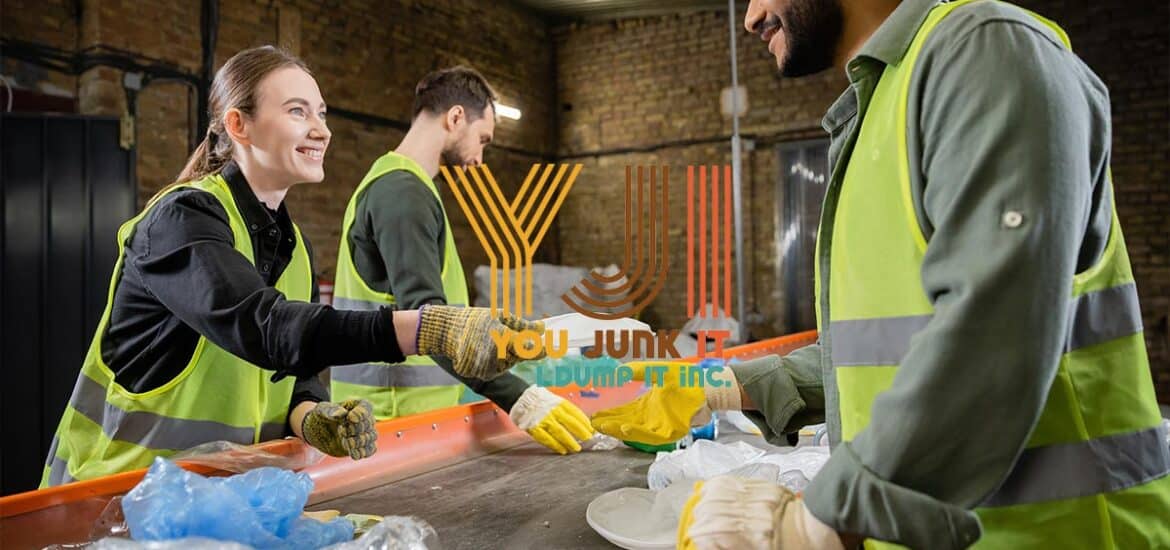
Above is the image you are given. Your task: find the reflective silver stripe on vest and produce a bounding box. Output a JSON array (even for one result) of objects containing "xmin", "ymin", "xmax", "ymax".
[
  {"xmin": 829, "ymin": 315, "xmax": 932, "ymax": 366},
  {"xmin": 333, "ymin": 296, "xmax": 384, "ymax": 311},
  {"xmin": 71, "ymin": 374, "xmax": 281, "ymax": 451},
  {"xmin": 47, "ymin": 455, "xmax": 76, "ymax": 486},
  {"xmin": 44, "ymin": 434, "xmax": 60, "ymax": 468},
  {"xmin": 43, "ymin": 435, "xmax": 77, "ymax": 486},
  {"xmin": 983, "ymin": 423, "xmax": 1170, "ymax": 507},
  {"xmin": 830, "ymin": 283, "xmax": 1144, "ymax": 366},
  {"xmin": 332, "ymin": 296, "xmax": 467, "ymax": 311},
  {"xmin": 1065, "ymin": 282, "xmax": 1143, "ymax": 352},
  {"xmin": 330, "ymin": 362, "xmax": 461, "ymax": 388}
]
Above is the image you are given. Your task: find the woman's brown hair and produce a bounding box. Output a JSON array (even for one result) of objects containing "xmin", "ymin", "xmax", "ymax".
[{"xmin": 173, "ymin": 46, "xmax": 310, "ymax": 184}]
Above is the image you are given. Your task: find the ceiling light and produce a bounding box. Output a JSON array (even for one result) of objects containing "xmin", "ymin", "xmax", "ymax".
[{"xmin": 495, "ymin": 102, "xmax": 522, "ymax": 120}]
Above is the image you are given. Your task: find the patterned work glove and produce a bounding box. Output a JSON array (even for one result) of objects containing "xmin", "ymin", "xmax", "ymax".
[
  {"xmin": 300, "ymin": 399, "xmax": 378, "ymax": 460},
  {"xmin": 416, "ymin": 305, "xmax": 545, "ymax": 380},
  {"xmin": 677, "ymin": 475, "xmax": 843, "ymax": 550}
]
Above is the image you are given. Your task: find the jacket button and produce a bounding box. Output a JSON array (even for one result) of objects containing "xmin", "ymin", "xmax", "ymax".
[
  {"xmin": 1002, "ymin": 210, "xmax": 1024, "ymax": 228},
  {"xmin": 261, "ymin": 263, "xmax": 270, "ymax": 272}
]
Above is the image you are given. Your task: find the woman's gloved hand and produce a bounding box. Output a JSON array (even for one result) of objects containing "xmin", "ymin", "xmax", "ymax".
[{"xmin": 300, "ymin": 399, "xmax": 378, "ymax": 460}]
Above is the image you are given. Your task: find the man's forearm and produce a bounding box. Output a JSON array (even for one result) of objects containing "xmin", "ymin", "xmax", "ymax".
[{"xmin": 433, "ymin": 355, "xmax": 529, "ymax": 411}]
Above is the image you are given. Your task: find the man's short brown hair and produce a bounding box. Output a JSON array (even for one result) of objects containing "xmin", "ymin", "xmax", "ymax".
[{"xmin": 412, "ymin": 66, "xmax": 498, "ymax": 120}]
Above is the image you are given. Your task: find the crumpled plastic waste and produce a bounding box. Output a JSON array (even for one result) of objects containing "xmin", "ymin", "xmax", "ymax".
[
  {"xmin": 79, "ymin": 516, "xmax": 438, "ymax": 550},
  {"xmin": 647, "ymin": 439, "xmax": 830, "ymax": 492},
  {"xmin": 90, "ymin": 496, "xmax": 130, "ymax": 541},
  {"xmin": 581, "ymin": 433, "xmax": 622, "ymax": 451},
  {"xmin": 321, "ymin": 516, "xmax": 437, "ymax": 550},
  {"xmin": 86, "ymin": 536, "xmax": 254, "ymax": 549},
  {"xmin": 121, "ymin": 458, "xmax": 352, "ymax": 549},
  {"xmin": 171, "ymin": 440, "xmax": 325, "ymax": 474}
]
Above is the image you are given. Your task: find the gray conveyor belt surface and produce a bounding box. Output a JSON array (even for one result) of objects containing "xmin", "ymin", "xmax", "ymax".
[
  {"xmin": 310, "ymin": 440, "xmax": 655, "ymax": 549},
  {"xmin": 309, "ymin": 421, "xmax": 793, "ymax": 550}
]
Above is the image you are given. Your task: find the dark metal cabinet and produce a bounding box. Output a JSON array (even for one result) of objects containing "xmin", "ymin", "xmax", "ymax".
[{"xmin": 1, "ymin": 114, "xmax": 135, "ymax": 494}]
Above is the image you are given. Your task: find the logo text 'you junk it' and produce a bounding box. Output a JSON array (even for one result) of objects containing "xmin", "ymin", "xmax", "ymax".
[{"xmin": 442, "ymin": 164, "xmax": 735, "ymax": 360}]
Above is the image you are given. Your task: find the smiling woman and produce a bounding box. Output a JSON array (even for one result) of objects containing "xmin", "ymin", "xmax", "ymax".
[
  {"xmin": 40, "ymin": 45, "xmax": 544, "ymax": 489},
  {"xmin": 172, "ymin": 47, "xmax": 330, "ymax": 205}
]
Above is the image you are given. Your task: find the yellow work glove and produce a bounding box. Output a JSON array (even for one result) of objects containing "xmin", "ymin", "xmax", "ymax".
[
  {"xmin": 416, "ymin": 305, "xmax": 545, "ymax": 380},
  {"xmin": 677, "ymin": 476, "xmax": 843, "ymax": 550},
  {"xmin": 590, "ymin": 361, "xmax": 741, "ymax": 446},
  {"xmin": 509, "ymin": 385, "xmax": 595, "ymax": 454},
  {"xmin": 301, "ymin": 399, "xmax": 378, "ymax": 460}
]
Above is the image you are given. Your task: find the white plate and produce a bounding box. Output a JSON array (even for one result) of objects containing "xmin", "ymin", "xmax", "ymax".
[{"xmin": 585, "ymin": 487, "xmax": 677, "ymax": 550}]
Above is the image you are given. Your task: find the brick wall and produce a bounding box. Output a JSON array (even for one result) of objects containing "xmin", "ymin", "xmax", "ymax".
[
  {"xmin": 554, "ymin": 10, "xmax": 844, "ymax": 336},
  {"xmin": 3, "ymin": 0, "xmax": 557, "ymax": 289},
  {"xmin": 553, "ymin": 3, "xmax": 1170, "ymax": 401},
  {"xmin": 1, "ymin": 0, "xmax": 80, "ymax": 99}
]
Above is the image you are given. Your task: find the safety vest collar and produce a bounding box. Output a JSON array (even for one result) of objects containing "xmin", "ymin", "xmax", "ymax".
[{"xmin": 851, "ymin": 0, "xmax": 940, "ymax": 69}]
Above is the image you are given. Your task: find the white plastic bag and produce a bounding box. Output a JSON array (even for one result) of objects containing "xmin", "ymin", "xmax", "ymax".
[
  {"xmin": 754, "ymin": 447, "xmax": 832, "ymax": 482},
  {"xmin": 322, "ymin": 516, "xmax": 437, "ymax": 550},
  {"xmin": 647, "ymin": 440, "xmax": 766, "ymax": 490},
  {"xmin": 84, "ymin": 537, "xmax": 252, "ymax": 549},
  {"xmin": 647, "ymin": 439, "xmax": 830, "ymax": 492}
]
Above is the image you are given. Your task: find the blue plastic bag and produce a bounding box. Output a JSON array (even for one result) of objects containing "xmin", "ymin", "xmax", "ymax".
[{"xmin": 122, "ymin": 458, "xmax": 353, "ymax": 549}]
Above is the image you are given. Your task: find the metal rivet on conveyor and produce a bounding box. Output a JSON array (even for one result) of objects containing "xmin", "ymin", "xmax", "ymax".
[
  {"xmin": 432, "ymin": 423, "xmax": 438, "ymax": 431},
  {"xmin": 568, "ymin": 392, "xmax": 575, "ymax": 398},
  {"xmin": 396, "ymin": 431, "xmax": 403, "ymax": 438},
  {"xmin": 464, "ymin": 416, "xmax": 470, "ymax": 423}
]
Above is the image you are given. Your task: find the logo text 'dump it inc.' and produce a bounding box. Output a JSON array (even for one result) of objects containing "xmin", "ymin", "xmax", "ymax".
[
  {"xmin": 532, "ymin": 362, "xmax": 735, "ymax": 389},
  {"xmin": 490, "ymin": 328, "xmax": 734, "ymax": 360}
]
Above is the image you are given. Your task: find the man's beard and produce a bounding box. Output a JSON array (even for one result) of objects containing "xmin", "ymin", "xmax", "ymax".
[
  {"xmin": 441, "ymin": 147, "xmax": 471, "ymax": 168},
  {"xmin": 780, "ymin": 0, "xmax": 845, "ymax": 77}
]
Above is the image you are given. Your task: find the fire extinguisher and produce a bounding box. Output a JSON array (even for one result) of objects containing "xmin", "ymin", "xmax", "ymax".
[{"xmin": 318, "ymin": 279, "xmax": 334, "ymax": 306}]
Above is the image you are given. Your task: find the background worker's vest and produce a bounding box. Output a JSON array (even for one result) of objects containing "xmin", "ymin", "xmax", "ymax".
[
  {"xmin": 330, "ymin": 152, "xmax": 471, "ymax": 420},
  {"xmin": 41, "ymin": 174, "xmax": 308, "ymax": 487},
  {"xmin": 816, "ymin": 1, "xmax": 1170, "ymax": 547}
]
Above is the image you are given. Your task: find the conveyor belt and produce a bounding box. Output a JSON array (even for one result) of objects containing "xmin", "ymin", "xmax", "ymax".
[
  {"xmin": 312, "ymin": 427, "xmax": 792, "ymax": 549},
  {"xmin": 312, "ymin": 440, "xmax": 652, "ymax": 549}
]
